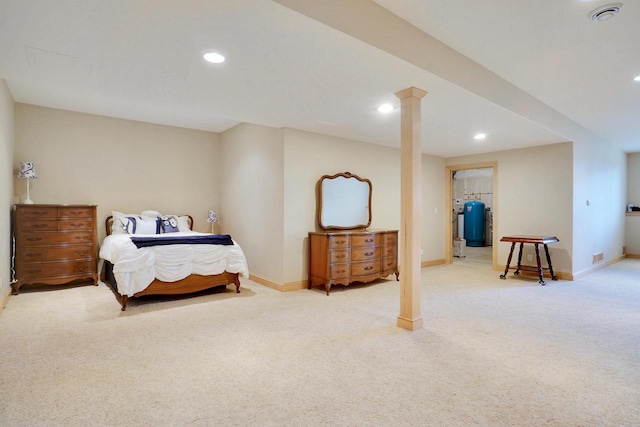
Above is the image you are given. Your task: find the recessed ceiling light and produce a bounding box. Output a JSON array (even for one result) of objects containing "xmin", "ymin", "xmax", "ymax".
[
  {"xmin": 203, "ymin": 51, "xmax": 226, "ymax": 64},
  {"xmin": 376, "ymin": 103, "xmax": 395, "ymax": 113},
  {"xmin": 474, "ymin": 133, "xmax": 487, "ymax": 140},
  {"xmin": 634, "ymin": 75, "xmax": 640, "ymax": 82},
  {"xmin": 588, "ymin": 3, "xmax": 623, "ymax": 21}
]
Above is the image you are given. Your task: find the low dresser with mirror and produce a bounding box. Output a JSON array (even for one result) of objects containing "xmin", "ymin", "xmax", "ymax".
[{"xmin": 308, "ymin": 172, "xmax": 399, "ymax": 295}]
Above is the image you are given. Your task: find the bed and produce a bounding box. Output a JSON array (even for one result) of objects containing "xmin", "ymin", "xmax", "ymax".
[{"xmin": 100, "ymin": 212, "xmax": 249, "ymax": 311}]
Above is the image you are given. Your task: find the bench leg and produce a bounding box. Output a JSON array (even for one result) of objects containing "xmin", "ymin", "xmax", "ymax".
[
  {"xmin": 500, "ymin": 242, "xmax": 516, "ymax": 279},
  {"xmin": 514, "ymin": 243, "xmax": 524, "ymax": 276},
  {"xmin": 534, "ymin": 243, "xmax": 545, "ymax": 285},
  {"xmin": 544, "ymin": 244, "xmax": 558, "ymax": 280}
]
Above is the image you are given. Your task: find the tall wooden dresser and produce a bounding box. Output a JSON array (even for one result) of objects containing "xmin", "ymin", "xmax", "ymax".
[
  {"xmin": 308, "ymin": 229, "xmax": 399, "ymax": 295},
  {"xmin": 12, "ymin": 204, "xmax": 98, "ymax": 294}
]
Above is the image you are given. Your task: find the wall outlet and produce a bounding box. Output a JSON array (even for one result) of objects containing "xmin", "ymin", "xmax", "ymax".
[{"xmin": 592, "ymin": 252, "xmax": 604, "ymax": 264}]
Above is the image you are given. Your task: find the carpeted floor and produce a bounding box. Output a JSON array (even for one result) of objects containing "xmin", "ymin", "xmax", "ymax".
[
  {"xmin": 1, "ymin": 259, "xmax": 639, "ymax": 426},
  {"xmin": 453, "ymin": 245, "xmax": 493, "ymax": 268}
]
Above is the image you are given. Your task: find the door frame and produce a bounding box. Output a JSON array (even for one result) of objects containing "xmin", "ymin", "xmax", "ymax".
[{"xmin": 444, "ymin": 161, "xmax": 498, "ymax": 269}]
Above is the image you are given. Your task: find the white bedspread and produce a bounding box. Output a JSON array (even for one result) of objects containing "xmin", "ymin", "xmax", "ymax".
[{"xmin": 100, "ymin": 231, "xmax": 249, "ymax": 296}]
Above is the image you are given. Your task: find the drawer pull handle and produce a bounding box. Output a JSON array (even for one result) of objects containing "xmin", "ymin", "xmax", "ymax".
[
  {"xmin": 338, "ymin": 270, "xmax": 346, "ymax": 274},
  {"xmin": 33, "ymin": 211, "xmax": 49, "ymax": 216},
  {"xmin": 75, "ymin": 236, "xmax": 90, "ymax": 241},
  {"xmin": 336, "ymin": 254, "xmax": 345, "ymax": 259},
  {"xmin": 337, "ymin": 240, "xmax": 346, "ymax": 245},
  {"xmin": 365, "ymin": 252, "xmax": 374, "ymax": 256},
  {"xmin": 364, "ymin": 238, "xmax": 373, "ymax": 243},
  {"xmin": 75, "ymin": 250, "xmax": 89, "ymax": 256},
  {"xmin": 30, "ymin": 224, "xmax": 47, "ymax": 229},
  {"xmin": 26, "ymin": 253, "xmax": 43, "ymax": 258},
  {"xmin": 26, "ymin": 269, "xmax": 42, "ymax": 274},
  {"xmin": 26, "ymin": 237, "xmax": 42, "ymax": 242},
  {"xmin": 364, "ymin": 266, "xmax": 374, "ymax": 271},
  {"xmin": 76, "ymin": 265, "xmax": 90, "ymax": 272},
  {"xmin": 70, "ymin": 223, "xmax": 84, "ymax": 228}
]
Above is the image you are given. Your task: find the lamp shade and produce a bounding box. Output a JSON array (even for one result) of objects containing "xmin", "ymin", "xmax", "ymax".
[{"xmin": 17, "ymin": 162, "xmax": 37, "ymax": 179}]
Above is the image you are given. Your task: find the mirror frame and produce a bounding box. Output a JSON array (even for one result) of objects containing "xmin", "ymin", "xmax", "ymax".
[{"xmin": 317, "ymin": 171, "xmax": 372, "ymax": 230}]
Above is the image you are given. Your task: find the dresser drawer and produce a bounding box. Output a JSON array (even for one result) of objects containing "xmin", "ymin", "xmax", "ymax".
[
  {"xmin": 59, "ymin": 207, "xmax": 94, "ymax": 218},
  {"xmin": 330, "ymin": 263, "xmax": 349, "ymax": 279},
  {"xmin": 59, "ymin": 218, "xmax": 93, "ymax": 230},
  {"xmin": 381, "ymin": 244, "xmax": 397, "ymax": 258},
  {"xmin": 20, "ymin": 244, "xmax": 94, "ymax": 262},
  {"xmin": 330, "ymin": 249, "xmax": 349, "ymax": 263},
  {"xmin": 18, "ymin": 219, "xmax": 58, "ymax": 232},
  {"xmin": 18, "ymin": 231, "xmax": 94, "ymax": 246},
  {"xmin": 18, "ymin": 207, "xmax": 58, "ymax": 218},
  {"xmin": 382, "ymin": 232, "xmax": 397, "ymax": 246},
  {"xmin": 382, "ymin": 257, "xmax": 397, "ymax": 272},
  {"xmin": 351, "ymin": 261, "xmax": 380, "ymax": 276},
  {"xmin": 351, "ymin": 246, "xmax": 380, "ymax": 262},
  {"xmin": 329, "ymin": 235, "xmax": 349, "ymax": 249},
  {"xmin": 351, "ymin": 234, "xmax": 379, "ymax": 248},
  {"xmin": 18, "ymin": 260, "xmax": 94, "ymax": 278}
]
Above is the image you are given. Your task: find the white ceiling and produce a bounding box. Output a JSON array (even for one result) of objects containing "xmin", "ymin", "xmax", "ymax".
[{"xmin": 0, "ymin": 0, "xmax": 637, "ymax": 157}]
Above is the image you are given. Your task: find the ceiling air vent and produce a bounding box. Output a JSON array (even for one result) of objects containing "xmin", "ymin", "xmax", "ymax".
[{"xmin": 588, "ymin": 3, "xmax": 623, "ymax": 21}]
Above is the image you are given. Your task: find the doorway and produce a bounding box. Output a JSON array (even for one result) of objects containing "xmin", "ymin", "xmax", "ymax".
[{"xmin": 445, "ymin": 162, "xmax": 498, "ymax": 269}]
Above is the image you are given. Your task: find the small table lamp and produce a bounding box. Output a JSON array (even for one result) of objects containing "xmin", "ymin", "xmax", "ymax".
[
  {"xmin": 17, "ymin": 162, "xmax": 37, "ymax": 204},
  {"xmin": 207, "ymin": 210, "xmax": 218, "ymax": 234}
]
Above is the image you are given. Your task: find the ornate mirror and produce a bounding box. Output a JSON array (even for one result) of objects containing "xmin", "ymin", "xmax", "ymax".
[{"xmin": 317, "ymin": 172, "xmax": 372, "ymax": 230}]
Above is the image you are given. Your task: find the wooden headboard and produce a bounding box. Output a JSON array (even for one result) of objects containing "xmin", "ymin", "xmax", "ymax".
[{"xmin": 105, "ymin": 215, "xmax": 194, "ymax": 236}]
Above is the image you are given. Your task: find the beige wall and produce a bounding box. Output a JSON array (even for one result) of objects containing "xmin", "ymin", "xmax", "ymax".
[
  {"xmin": 218, "ymin": 124, "xmax": 446, "ymax": 286},
  {"xmin": 447, "ymin": 142, "xmax": 574, "ymax": 275},
  {"xmin": 624, "ymin": 153, "xmax": 640, "ymax": 255},
  {"xmin": 421, "ymin": 154, "xmax": 446, "ymax": 262},
  {"xmin": 0, "ymin": 80, "xmax": 15, "ymax": 300},
  {"xmin": 10, "ymin": 109, "xmax": 446, "ymax": 289},
  {"xmin": 14, "ymin": 104, "xmax": 222, "ymax": 243},
  {"xmin": 220, "ymin": 123, "xmax": 285, "ymax": 284},
  {"xmin": 627, "ymin": 153, "xmax": 640, "ymax": 206},
  {"xmin": 282, "ymin": 128, "xmax": 445, "ymax": 284},
  {"xmin": 11, "ymin": 103, "xmax": 625, "ymax": 286},
  {"xmin": 572, "ymin": 140, "xmax": 626, "ymax": 275},
  {"xmin": 282, "ymin": 129, "xmax": 402, "ymax": 284}
]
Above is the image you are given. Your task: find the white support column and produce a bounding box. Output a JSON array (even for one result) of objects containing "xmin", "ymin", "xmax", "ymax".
[{"xmin": 395, "ymin": 86, "xmax": 427, "ymax": 331}]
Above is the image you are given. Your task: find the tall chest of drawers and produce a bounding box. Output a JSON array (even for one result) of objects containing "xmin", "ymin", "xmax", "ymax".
[
  {"xmin": 308, "ymin": 229, "xmax": 399, "ymax": 295},
  {"xmin": 12, "ymin": 204, "xmax": 98, "ymax": 294}
]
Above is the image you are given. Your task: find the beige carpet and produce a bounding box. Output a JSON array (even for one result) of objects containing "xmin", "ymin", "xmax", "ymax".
[
  {"xmin": 453, "ymin": 245, "xmax": 493, "ymax": 268},
  {"xmin": 1, "ymin": 259, "xmax": 639, "ymax": 426}
]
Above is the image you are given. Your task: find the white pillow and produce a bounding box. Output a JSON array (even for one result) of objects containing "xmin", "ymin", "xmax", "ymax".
[
  {"xmin": 177, "ymin": 215, "xmax": 191, "ymax": 232},
  {"xmin": 111, "ymin": 211, "xmax": 140, "ymax": 235},
  {"xmin": 141, "ymin": 210, "xmax": 162, "ymax": 218},
  {"xmin": 125, "ymin": 216, "xmax": 160, "ymax": 234},
  {"xmin": 157, "ymin": 214, "xmax": 191, "ymax": 232}
]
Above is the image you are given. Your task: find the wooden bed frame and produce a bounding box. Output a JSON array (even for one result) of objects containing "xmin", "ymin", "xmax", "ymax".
[{"xmin": 103, "ymin": 215, "xmax": 240, "ymax": 311}]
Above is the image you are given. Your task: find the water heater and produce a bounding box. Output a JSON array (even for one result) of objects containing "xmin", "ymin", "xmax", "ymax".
[{"xmin": 464, "ymin": 201, "xmax": 485, "ymax": 247}]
